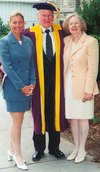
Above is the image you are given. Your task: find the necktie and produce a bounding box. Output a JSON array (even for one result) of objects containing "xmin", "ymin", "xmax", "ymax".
[{"xmin": 45, "ymin": 29, "xmax": 53, "ymax": 62}]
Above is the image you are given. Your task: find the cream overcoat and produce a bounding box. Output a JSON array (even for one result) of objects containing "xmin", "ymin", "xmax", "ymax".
[{"xmin": 63, "ymin": 32, "xmax": 99, "ymax": 99}]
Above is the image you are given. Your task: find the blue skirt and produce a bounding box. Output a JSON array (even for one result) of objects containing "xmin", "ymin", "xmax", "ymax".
[{"xmin": 5, "ymin": 99, "xmax": 30, "ymax": 112}]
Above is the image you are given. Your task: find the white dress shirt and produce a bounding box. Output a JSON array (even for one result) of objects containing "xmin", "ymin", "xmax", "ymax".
[{"xmin": 40, "ymin": 25, "xmax": 55, "ymax": 56}]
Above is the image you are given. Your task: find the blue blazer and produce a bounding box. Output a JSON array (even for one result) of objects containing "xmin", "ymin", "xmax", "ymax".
[{"xmin": 0, "ymin": 31, "xmax": 36, "ymax": 101}]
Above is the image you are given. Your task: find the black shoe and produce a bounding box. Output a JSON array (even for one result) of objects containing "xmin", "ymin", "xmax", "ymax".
[
  {"xmin": 49, "ymin": 149, "xmax": 65, "ymax": 158},
  {"xmin": 32, "ymin": 151, "xmax": 44, "ymax": 161}
]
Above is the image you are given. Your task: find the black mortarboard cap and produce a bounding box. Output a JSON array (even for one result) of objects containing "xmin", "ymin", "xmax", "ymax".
[{"xmin": 33, "ymin": 2, "xmax": 60, "ymax": 18}]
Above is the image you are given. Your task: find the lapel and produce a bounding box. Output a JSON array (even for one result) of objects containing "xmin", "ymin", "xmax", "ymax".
[
  {"xmin": 65, "ymin": 35, "xmax": 73, "ymax": 58},
  {"xmin": 71, "ymin": 32, "xmax": 87, "ymax": 57},
  {"xmin": 8, "ymin": 31, "xmax": 29, "ymax": 59},
  {"xmin": 63, "ymin": 35, "xmax": 72, "ymax": 68}
]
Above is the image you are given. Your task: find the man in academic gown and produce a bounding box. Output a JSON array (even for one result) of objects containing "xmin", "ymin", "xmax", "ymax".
[{"xmin": 22, "ymin": 2, "xmax": 69, "ymax": 161}]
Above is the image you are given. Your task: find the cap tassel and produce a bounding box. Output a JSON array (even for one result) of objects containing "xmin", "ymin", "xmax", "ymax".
[{"xmin": 47, "ymin": 2, "xmax": 59, "ymax": 19}]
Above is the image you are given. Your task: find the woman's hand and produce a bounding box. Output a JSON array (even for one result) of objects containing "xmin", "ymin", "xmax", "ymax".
[
  {"xmin": 28, "ymin": 84, "xmax": 35, "ymax": 91},
  {"xmin": 21, "ymin": 84, "xmax": 35, "ymax": 96},
  {"xmin": 27, "ymin": 84, "xmax": 35, "ymax": 96},
  {"xmin": 21, "ymin": 86, "xmax": 33, "ymax": 96},
  {"xmin": 0, "ymin": 65, "xmax": 5, "ymax": 74},
  {"xmin": 82, "ymin": 93, "xmax": 93, "ymax": 102}
]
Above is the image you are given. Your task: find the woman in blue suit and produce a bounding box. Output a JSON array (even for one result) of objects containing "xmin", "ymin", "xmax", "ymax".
[{"xmin": 0, "ymin": 11, "xmax": 36, "ymax": 170}]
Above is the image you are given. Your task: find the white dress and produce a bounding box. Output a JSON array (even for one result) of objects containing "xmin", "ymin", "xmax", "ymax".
[{"xmin": 65, "ymin": 42, "xmax": 94, "ymax": 119}]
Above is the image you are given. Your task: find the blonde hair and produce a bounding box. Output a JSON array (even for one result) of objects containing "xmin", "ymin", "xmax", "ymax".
[
  {"xmin": 9, "ymin": 10, "xmax": 24, "ymax": 22},
  {"xmin": 63, "ymin": 12, "xmax": 87, "ymax": 34}
]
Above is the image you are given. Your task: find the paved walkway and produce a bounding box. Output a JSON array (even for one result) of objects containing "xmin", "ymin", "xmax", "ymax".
[{"xmin": 0, "ymin": 92, "xmax": 100, "ymax": 172}]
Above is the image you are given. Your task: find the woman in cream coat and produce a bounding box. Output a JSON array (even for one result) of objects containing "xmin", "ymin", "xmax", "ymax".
[{"xmin": 63, "ymin": 13, "xmax": 99, "ymax": 163}]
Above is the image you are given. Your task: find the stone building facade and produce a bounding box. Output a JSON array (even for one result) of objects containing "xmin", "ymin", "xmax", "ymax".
[{"xmin": 40, "ymin": 0, "xmax": 87, "ymax": 24}]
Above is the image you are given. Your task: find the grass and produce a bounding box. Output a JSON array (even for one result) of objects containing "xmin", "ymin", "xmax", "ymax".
[{"xmin": 92, "ymin": 113, "xmax": 100, "ymax": 124}]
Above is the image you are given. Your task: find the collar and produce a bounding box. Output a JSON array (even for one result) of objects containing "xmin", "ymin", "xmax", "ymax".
[
  {"xmin": 40, "ymin": 25, "xmax": 53, "ymax": 33},
  {"xmin": 8, "ymin": 31, "xmax": 26, "ymax": 43}
]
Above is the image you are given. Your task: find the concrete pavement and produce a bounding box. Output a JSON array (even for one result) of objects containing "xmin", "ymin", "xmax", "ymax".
[{"xmin": 0, "ymin": 92, "xmax": 100, "ymax": 172}]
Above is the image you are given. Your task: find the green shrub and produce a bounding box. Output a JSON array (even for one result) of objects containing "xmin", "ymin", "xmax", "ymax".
[
  {"xmin": 0, "ymin": 17, "xmax": 10, "ymax": 37},
  {"xmin": 92, "ymin": 113, "xmax": 100, "ymax": 124},
  {"xmin": 90, "ymin": 34, "xmax": 100, "ymax": 79},
  {"xmin": 77, "ymin": 0, "xmax": 100, "ymax": 80},
  {"xmin": 78, "ymin": 0, "xmax": 100, "ymax": 36},
  {"xmin": 0, "ymin": 35, "xmax": 5, "ymax": 39}
]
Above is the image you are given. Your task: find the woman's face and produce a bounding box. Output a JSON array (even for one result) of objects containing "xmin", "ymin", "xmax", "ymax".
[
  {"xmin": 68, "ymin": 16, "xmax": 82, "ymax": 35},
  {"xmin": 9, "ymin": 15, "xmax": 24, "ymax": 36}
]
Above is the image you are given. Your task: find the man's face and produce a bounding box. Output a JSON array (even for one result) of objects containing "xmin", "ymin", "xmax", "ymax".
[{"xmin": 37, "ymin": 10, "xmax": 54, "ymax": 29}]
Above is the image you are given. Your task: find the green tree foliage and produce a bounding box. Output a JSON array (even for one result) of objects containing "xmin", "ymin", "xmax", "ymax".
[
  {"xmin": 77, "ymin": 0, "xmax": 100, "ymax": 80},
  {"xmin": 0, "ymin": 17, "xmax": 10, "ymax": 38},
  {"xmin": 89, "ymin": 34, "xmax": 100, "ymax": 80},
  {"xmin": 78, "ymin": 0, "xmax": 100, "ymax": 36}
]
